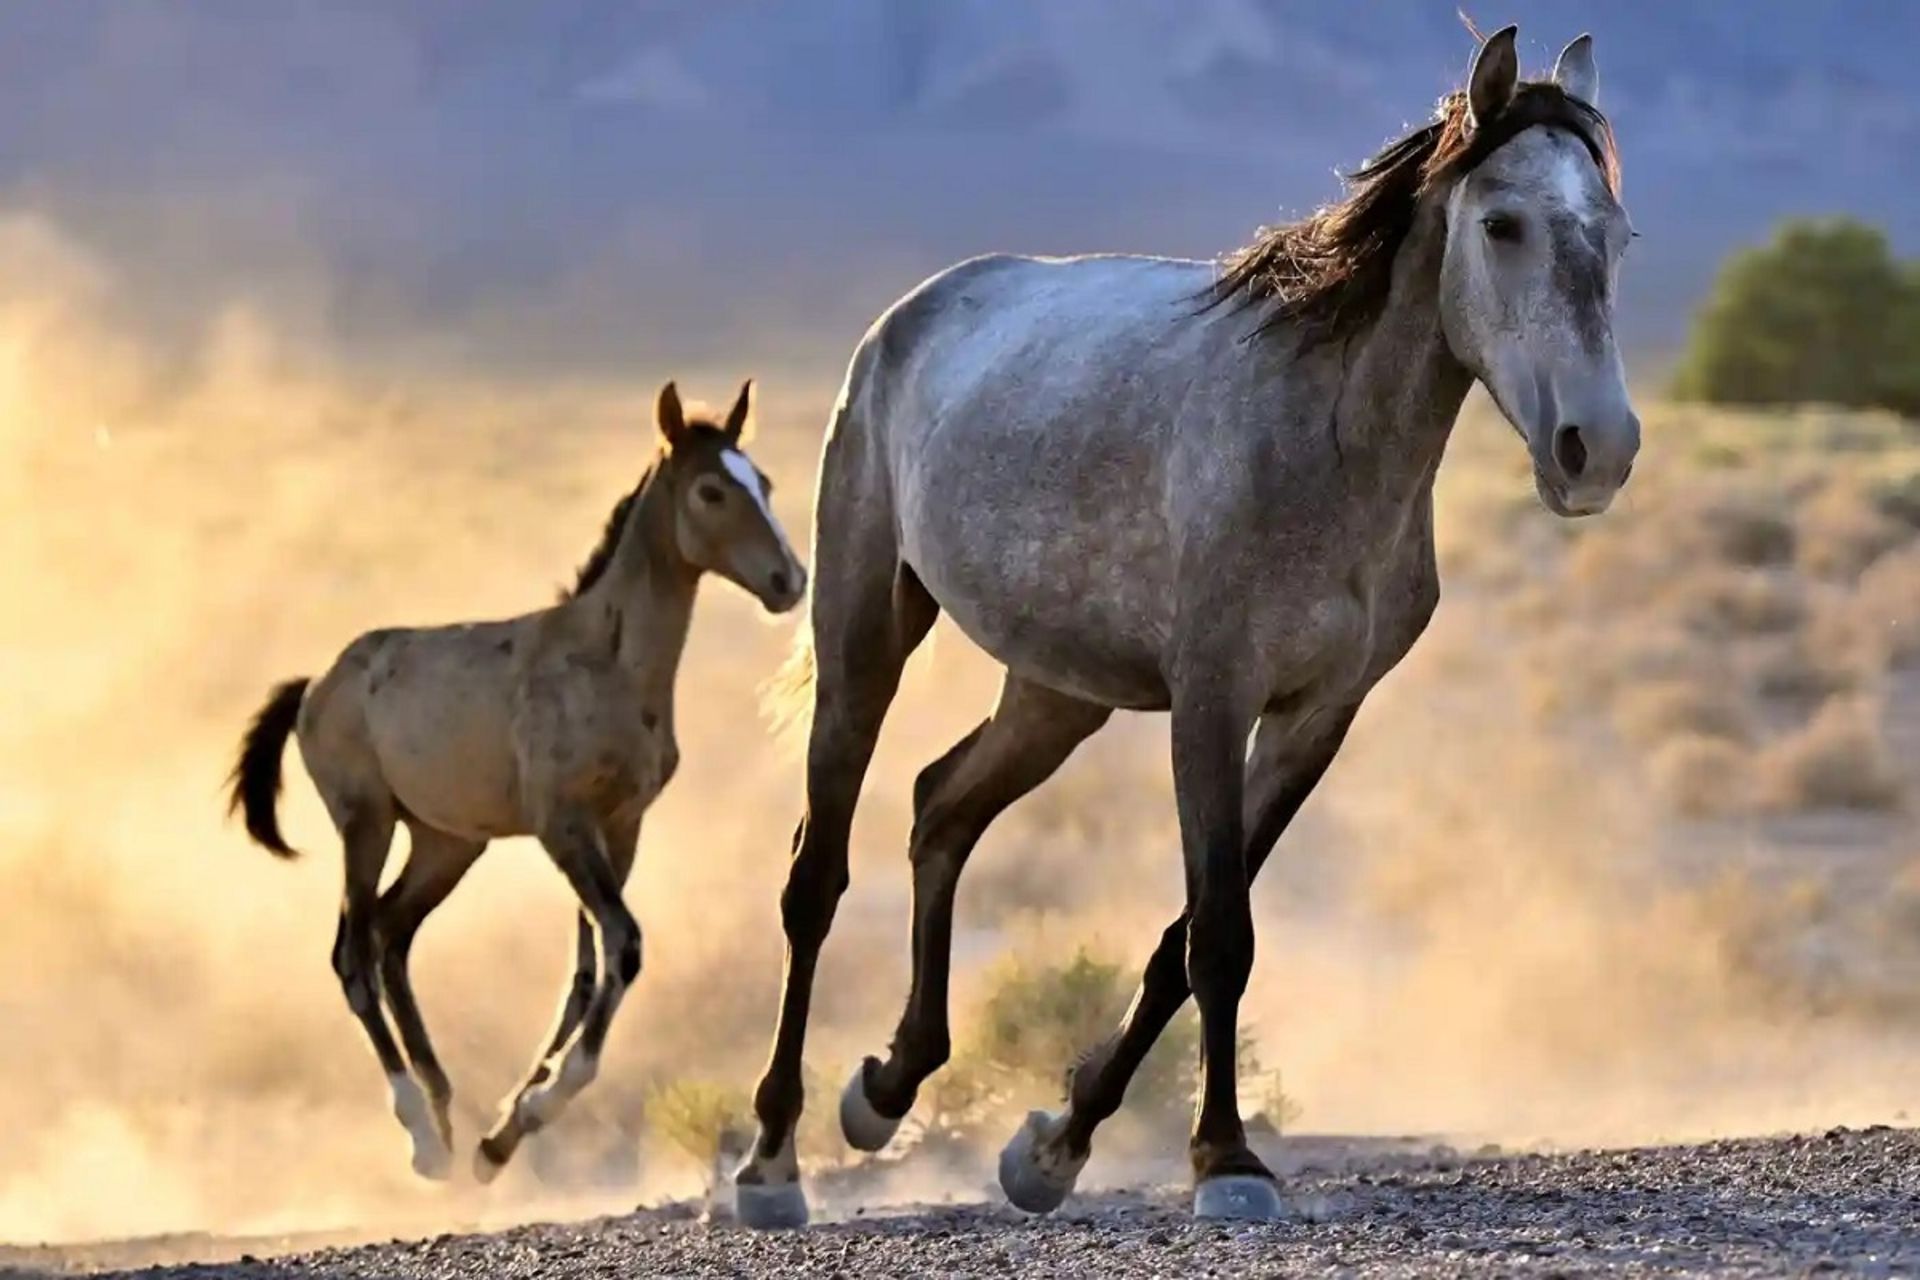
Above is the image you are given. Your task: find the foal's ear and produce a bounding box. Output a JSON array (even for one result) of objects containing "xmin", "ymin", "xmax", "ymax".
[
  {"xmin": 656, "ymin": 380, "xmax": 688, "ymax": 448},
  {"xmin": 1552, "ymin": 33, "xmax": 1599, "ymax": 108},
  {"xmin": 723, "ymin": 378, "xmax": 754, "ymax": 445},
  {"xmin": 1467, "ymin": 24, "xmax": 1519, "ymax": 131}
]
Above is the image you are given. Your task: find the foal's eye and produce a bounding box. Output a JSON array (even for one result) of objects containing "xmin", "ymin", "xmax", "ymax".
[
  {"xmin": 1482, "ymin": 213, "xmax": 1523, "ymax": 244},
  {"xmin": 696, "ymin": 482, "xmax": 727, "ymax": 507}
]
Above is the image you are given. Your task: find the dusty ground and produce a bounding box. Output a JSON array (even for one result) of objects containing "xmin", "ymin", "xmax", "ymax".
[{"xmin": 5, "ymin": 1127, "xmax": 1916, "ymax": 1278}]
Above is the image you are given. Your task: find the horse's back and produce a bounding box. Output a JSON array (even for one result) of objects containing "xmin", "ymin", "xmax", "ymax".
[
  {"xmin": 299, "ymin": 618, "xmax": 529, "ymax": 838},
  {"xmin": 831, "ymin": 254, "xmax": 1228, "ymax": 708}
]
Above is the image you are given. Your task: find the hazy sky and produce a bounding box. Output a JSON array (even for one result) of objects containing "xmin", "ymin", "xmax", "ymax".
[{"xmin": 3, "ymin": 1, "xmax": 1915, "ymax": 377}]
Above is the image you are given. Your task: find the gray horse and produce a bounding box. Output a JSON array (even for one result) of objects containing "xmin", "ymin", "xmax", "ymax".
[
  {"xmin": 229, "ymin": 382, "xmax": 805, "ymax": 1182},
  {"xmin": 735, "ymin": 27, "xmax": 1635, "ymax": 1226}
]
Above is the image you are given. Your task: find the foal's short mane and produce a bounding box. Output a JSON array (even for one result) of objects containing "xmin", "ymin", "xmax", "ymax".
[
  {"xmin": 1209, "ymin": 82, "xmax": 1619, "ymax": 347},
  {"xmin": 564, "ymin": 479, "xmax": 647, "ymax": 601}
]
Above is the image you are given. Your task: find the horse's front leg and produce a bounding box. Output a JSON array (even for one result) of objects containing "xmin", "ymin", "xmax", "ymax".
[{"xmin": 1169, "ymin": 671, "xmax": 1284, "ymax": 1220}]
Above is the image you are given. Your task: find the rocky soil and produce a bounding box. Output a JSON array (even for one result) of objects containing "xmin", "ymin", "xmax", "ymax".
[{"xmin": 5, "ymin": 1127, "xmax": 1917, "ymax": 1278}]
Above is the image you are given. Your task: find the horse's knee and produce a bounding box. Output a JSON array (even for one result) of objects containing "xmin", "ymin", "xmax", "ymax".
[
  {"xmin": 1185, "ymin": 903, "xmax": 1255, "ymax": 1000},
  {"xmin": 778, "ymin": 848, "xmax": 848, "ymax": 949}
]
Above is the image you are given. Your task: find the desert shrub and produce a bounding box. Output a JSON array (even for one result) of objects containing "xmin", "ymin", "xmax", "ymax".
[
  {"xmin": 1669, "ymin": 567, "xmax": 1805, "ymax": 637},
  {"xmin": 646, "ymin": 1077, "xmax": 752, "ymax": 1174},
  {"xmin": 927, "ymin": 945, "xmax": 1220, "ymax": 1140},
  {"xmin": 1746, "ymin": 634, "xmax": 1858, "ymax": 703},
  {"xmin": 1692, "ymin": 492, "xmax": 1797, "ymax": 568},
  {"xmin": 1672, "ymin": 217, "xmax": 1920, "ymax": 417},
  {"xmin": 1796, "ymin": 479, "xmax": 1911, "ymax": 580},
  {"xmin": 1756, "ymin": 696, "xmax": 1903, "ymax": 812},
  {"xmin": 1852, "ymin": 546, "xmax": 1920, "ymax": 668},
  {"xmin": 1650, "ymin": 733, "xmax": 1754, "ymax": 818},
  {"xmin": 1871, "ymin": 466, "xmax": 1920, "ymax": 529},
  {"xmin": 1612, "ymin": 676, "xmax": 1755, "ymax": 748}
]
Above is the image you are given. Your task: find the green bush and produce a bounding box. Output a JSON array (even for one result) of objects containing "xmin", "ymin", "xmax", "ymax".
[
  {"xmin": 645, "ymin": 1077, "xmax": 751, "ymax": 1172},
  {"xmin": 925, "ymin": 945, "xmax": 1290, "ymax": 1140},
  {"xmin": 1673, "ymin": 218, "xmax": 1920, "ymax": 417}
]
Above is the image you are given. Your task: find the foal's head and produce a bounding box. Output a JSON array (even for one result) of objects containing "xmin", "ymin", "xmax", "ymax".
[
  {"xmin": 654, "ymin": 380, "xmax": 807, "ymax": 612},
  {"xmin": 1437, "ymin": 29, "xmax": 1638, "ymax": 517}
]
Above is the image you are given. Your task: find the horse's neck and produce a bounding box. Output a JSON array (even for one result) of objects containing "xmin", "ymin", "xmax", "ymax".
[
  {"xmin": 1317, "ymin": 205, "xmax": 1475, "ymax": 516},
  {"xmin": 579, "ymin": 471, "xmax": 700, "ymax": 709}
]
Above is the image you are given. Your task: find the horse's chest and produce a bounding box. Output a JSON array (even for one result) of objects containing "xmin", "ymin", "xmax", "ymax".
[{"xmin": 1259, "ymin": 551, "xmax": 1438, "ymax": 710}]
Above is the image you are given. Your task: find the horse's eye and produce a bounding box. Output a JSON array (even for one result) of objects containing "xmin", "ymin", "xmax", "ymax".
[
  {"xmin": 696, "ymin": 482, "xmax": 727, "ymax": 506},
  {"xmin": 1482, "ymin": 213, "xmax": 1523, "ymax": 244}
]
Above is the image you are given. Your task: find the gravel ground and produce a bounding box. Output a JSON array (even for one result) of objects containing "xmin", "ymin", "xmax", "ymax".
[{"xmin": 6, "ymin": 1127, "xmax": 1918, "ymax": 1278}]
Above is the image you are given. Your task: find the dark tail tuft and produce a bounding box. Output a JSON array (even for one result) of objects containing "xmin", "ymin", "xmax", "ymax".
[{"xmin": 228, "ymin": 677, "xmax": 310, "ymax": 858}]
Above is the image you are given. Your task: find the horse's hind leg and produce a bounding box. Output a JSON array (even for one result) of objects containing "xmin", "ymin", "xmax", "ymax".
[
  {"xmin": 323, "ymin": 799, "xmax": 429, "ymax": 1166},
  {"xmin": 735, "ymin": 546, "xmax": 938, "ymax": 1226},
  {"xmin": 476, "ymin": 811, "xmax": 640, "ymax": 1180},
  {"xmin": 376, "ymin": 822, "xmax": 486, "ymax": 1179},
  {"xmin": 842, "ymin": 674, "xmax": 1109, "ymax": 1154},
  {"xmin": 1001, "ymin": 705, "xmax": 1356, "ymax": 1217}
]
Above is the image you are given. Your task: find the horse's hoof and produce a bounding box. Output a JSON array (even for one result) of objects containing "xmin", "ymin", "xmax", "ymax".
[
  {"xmin": 839, "ymin": 1060, "xmax": 902, "ymax": 1152},
  {"xmin": 410, "ymin": 1138, "xmax": 454, "ymax": 1182},
  {"xmin": 472, "ymin": 1139, "xmax": 510, "ymax": 1185},
  {"xmin": 996, "ymin": 1110, "xmax": 1086, "ymax": 1215},
  {"xmin": 735, "ymin": 1180, "xmax": 809, "ymax": 1230},
  {"xmin": 1193, "ymin": 1174, "xmax": 1286, "ymax": 1221}
]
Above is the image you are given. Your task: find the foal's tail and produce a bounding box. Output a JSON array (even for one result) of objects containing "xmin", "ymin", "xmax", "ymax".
[
  {"xmin": 759, "ymin": 625, "xmax": 815, "ymax": 757},
  {"xmin": 228, "ymin": 677, "xmax": 311, "ymax": 859}
]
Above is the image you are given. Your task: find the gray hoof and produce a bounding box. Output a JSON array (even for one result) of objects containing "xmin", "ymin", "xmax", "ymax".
[
  {"xmin": 411, "ymin": 1138, "xmax": 454, "ymax": 1182},
  {"xmin": 1193, "ymin": 1174, "xmax": 1286, "ymax": 1221},
  {"xmin": 996, "ymin": 1110, "xmax": 1085, "ymax": 1215},
  {"xmin": 735, "ymin": 1180, "xmax": 810, "ymax": 1230},
  {"xmin": 839, "ymin": 1061, "xmax": 903, "ymax": 1152}
]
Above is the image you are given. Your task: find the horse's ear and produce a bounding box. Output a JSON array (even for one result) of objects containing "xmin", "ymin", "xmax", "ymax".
[
  {"xmin": 1552, "ymin": 33, "xmax": 1599, "ymax": 108},
  {"xmin": 656, "ymin": 381, "xmax": 688, "ymax": 448},
  {"xmin": 723, "ymin": 378, "xmax": 754, "ymax": 445},
  {"xmin": 1467, "ymin": 24, "xmax": 1519, "ymax": 131}
]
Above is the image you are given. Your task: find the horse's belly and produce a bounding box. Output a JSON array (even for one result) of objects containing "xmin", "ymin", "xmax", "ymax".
[
  {"xmin": 367, "ymin": 686, "xmax": 524, "ymax": 840},
  {"xmin": 909, "ymin": 543, "xmax": 1172, "ymax": 710}
]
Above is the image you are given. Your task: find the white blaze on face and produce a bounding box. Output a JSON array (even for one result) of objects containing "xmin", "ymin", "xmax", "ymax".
[
  {"xmin": 721, "ymin": 448, "xmax": 798, "ymax": 563},
  {"xmin": 1552, "ymin": 146, "xmax": 1601, "ymax": 226}
]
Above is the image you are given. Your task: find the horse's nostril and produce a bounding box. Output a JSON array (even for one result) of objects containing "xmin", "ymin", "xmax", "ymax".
[
  {"xmin": 770, "ymin": 570, "xmax": 792, "ymax": 597},
  {"xmin": 1620, "ymin": 460, "xmax": 1634, "ymax": 486},
  {"xmin": 1553, "ymin": 424, "xmax": 1589, "ymax": 481}
]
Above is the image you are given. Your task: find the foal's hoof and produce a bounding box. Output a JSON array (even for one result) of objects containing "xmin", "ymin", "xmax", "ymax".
[
  {"xmin": 735, "ymin": 1180, "xmax": 809, "ymax": 1230},
  {"xmin": 996, "ymin": 1110, "xmax": 1086, "ymax": 1215},
  {"xmin": 839, "ymin": 1059, "xmax": 903, "ymax": 1152},
  {"xmin": 1193, "ymin": 1174, "xmax": 1287, "ymax": 1221}
]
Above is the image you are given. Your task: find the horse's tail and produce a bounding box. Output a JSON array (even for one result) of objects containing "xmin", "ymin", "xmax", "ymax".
[
  {"xmin": 759, "ymin": 623, "xmax": 815, "ymax": 757},
  {"xmin": 228, "ymin": 677, "xmax": 311, "ymax": 859}
]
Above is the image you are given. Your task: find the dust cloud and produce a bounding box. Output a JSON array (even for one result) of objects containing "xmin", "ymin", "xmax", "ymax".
[{"xmin": 2, "ymin": 211, "xmax": 1914, "ymax": 1247}]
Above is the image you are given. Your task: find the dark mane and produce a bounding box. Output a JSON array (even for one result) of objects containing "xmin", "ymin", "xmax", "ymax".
[{"xmin": 1208, "ymin": 82, "xmax": 1620, "ymax": 348}]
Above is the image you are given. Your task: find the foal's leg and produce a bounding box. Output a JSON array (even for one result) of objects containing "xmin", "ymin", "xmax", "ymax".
[
  {"xmin": 842, "ymin": 674, "xmax": 1110, "ymax": 1151},
  {"xmin": 734, "ymin": 563, "xmax": 938, "ymax": 1228},
  {"xmin": 476, "ymin": 810, "xmax": 640, "ymax": 1180},
  {"xmin": 524, "ymin": 818, "xmax": 641, "ymax": 1088},
  {"xmin": 325, "ymin": 801, "xmax": 428, "ymax": 1164},
  {"xmin": 376, "ymin": 823, "xmax": 486, "ymax": 1179},
  {"xmin": 1003, "ymin": 708, "xmax": 1356, "ymax": 1213}
]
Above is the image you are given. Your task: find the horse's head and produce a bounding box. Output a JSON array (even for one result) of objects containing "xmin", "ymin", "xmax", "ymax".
[
  {"xmin": 1438, "ymin": 28, "xmax": 1638, "ymax": 518},
  {"xmin": 655, "ymin": 380, "xmax": 807, "ymax": 612}
]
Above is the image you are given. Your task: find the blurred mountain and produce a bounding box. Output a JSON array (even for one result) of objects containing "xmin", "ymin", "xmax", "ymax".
[{"xmin": 1, "ymin": 1, "xmax": 1915, "ymax": 380}]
